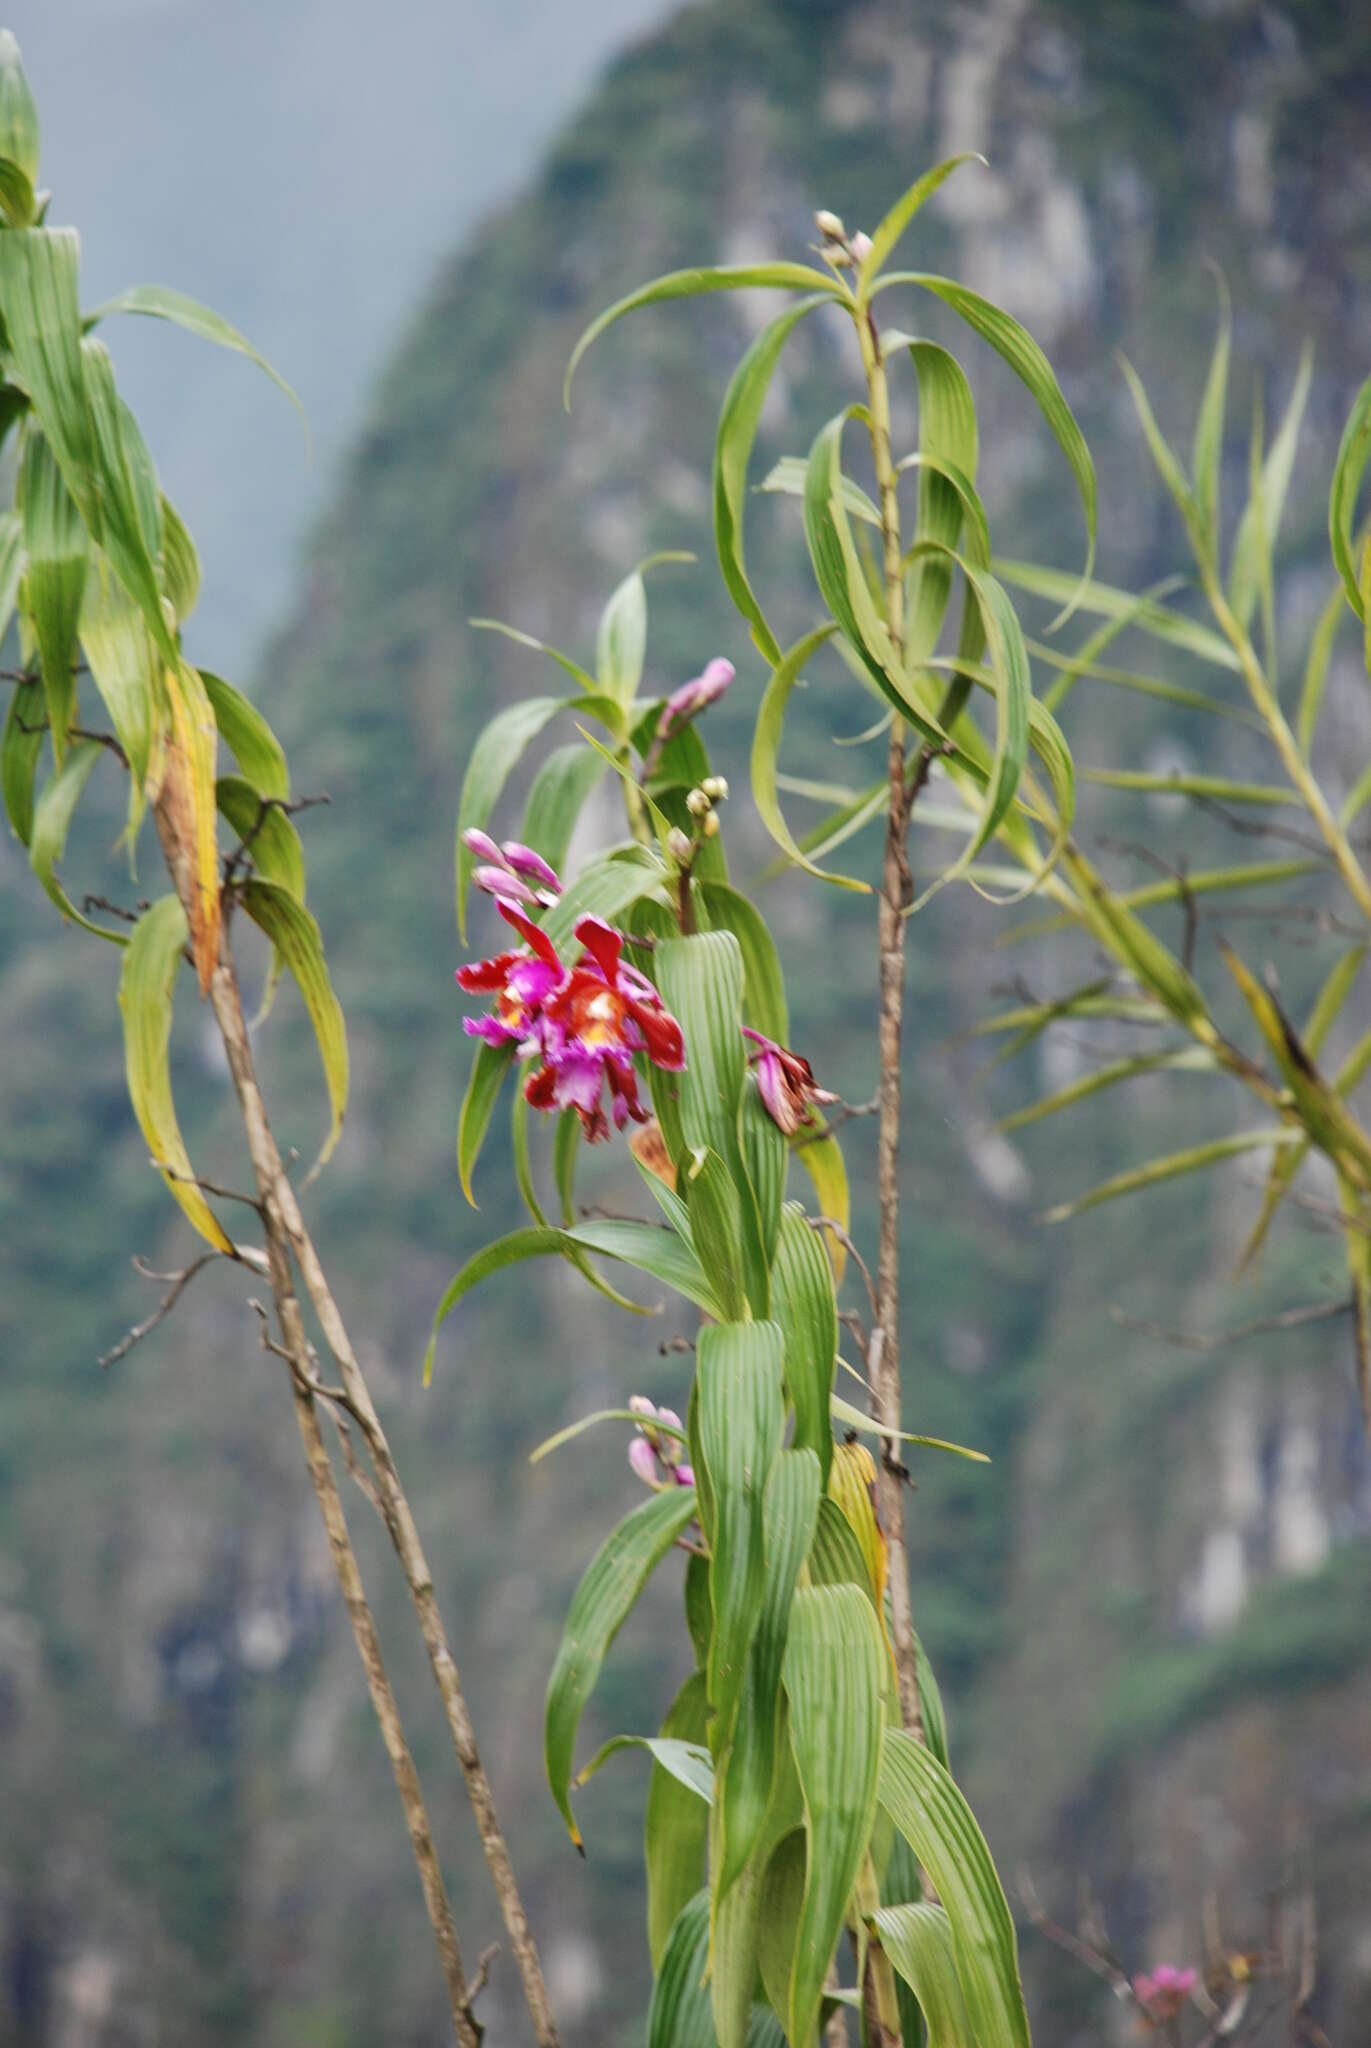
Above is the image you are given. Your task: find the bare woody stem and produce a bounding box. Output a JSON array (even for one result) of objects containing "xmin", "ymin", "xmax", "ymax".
[
  {"xmin": 855, "ymin": 305, "xmax": 925, "ymax": 1745},
  {"xmin": 155, "ymin": 807, "xmax": 561, "ymax": 2048}
]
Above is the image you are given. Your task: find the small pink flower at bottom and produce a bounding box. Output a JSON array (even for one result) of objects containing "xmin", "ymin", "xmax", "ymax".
[
  {"xmin": 743, "ymin": 1028, "xmax": 839, "ymax": 1136},
  {"xmin": 1133, "ymin": 1966, "xmax": 1197, "ymax": 2025}
]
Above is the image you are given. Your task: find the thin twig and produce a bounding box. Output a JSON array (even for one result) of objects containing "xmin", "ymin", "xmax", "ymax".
[
  {"xmin": 1111, "ymin": 1295, "xmax": 1353, "ymax": 1353},
  {"xmin": 158, "ymin": 1162, "xmax": 264, "ymax": 1213},
  {"xmin": 98, "ymin": 1251, "xmax": 221, "ymax": 1368}
]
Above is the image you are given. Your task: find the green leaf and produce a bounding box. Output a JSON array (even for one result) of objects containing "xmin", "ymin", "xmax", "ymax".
[
  {"xmin": 577, "ymin": 1731, "xmax": 715, "ymax": 1806},
  {"xmin": 696, "ymin": 1321, "xmax": 786, "ymax": 1746},
  {"xmin": 682, "ymin": 1146, "xmax": 751, "ymax": 1322},
  {"xmin": 457, "ymin": 1038, "xmax": 515, "ymax": 1206},
  {"xmin": 740, "ymin": 1085, "xmax": 786, "ymax": 1273},
  {"xmin": 804, "ymin": 408, "xmax": 905, "ymax": 710},
  {"xmin": 646, "ymin": 1672, "xmax": 714, "ymax": 1969},
  {"xmin": 77, "ymin": 551, "xmax": 162, "ymax": 836},
  {"xmin": 1191, "ymin": 275, "xmax": 1231, "ymax": 562},
  {"xmin": 1, "ymin": 681, "xmax": 43, "ymax": 846},
  {"xmin": 902, "ymin": 339, "xmax": 981, "ymax": 666},
  {"xmin": 872, "ymin": 1903, "xmax": 976, "ymax": 2048},
  {"xmin": 783, "ymin": 1584, "xmax": 888, "ymax": 2048},
  {"xmin": 752, "ymin": 622, "xmax": 869, "ymax": 891},
  {"xmin": 80, "ymin": 336, "xmax": 177, "ymax": 662},
  {"xmin": 1231, "ymin": 343, "xmax": 1312, "ymax": 630},
  {"xmin": 1329, "ymin": 370, "xmax": 1371, "ymax": 621},
  {"xmin": 565, "ymin": 264, "xmax": 845, "ymax": 406},
  {"xmin": 717, "ymin": 1448, "xmax": 821, "ymax": 1898},
  {"xmin": 857, "ymin": 156, "xmax": 984, "ymax": 302},
  {"xmin": 771, "ymin": 1203, "xmax": 837, "ymax": 1486},
  {"xmin": 544, "ymin": 1483, "xmax": 698, "ymax": 1847},
  {"xmin": 0, "ymin": 32, "xmax": 40, "ymax": 187},
  {"xmin": 874, "ymin": 271, "xmax": 1096, "ymax": 602},
  {"xmin": 1296, "ymin": 580, "xmax": 1346, "ymax": 761},
  {"xmin": 28, "ymin": 738, "xmax": 127, "ymax": 941},
  {"xmin": 880, "ymin": 1729, "xmax": 1030, "ymax": 2048},
  {"xmin": 18, "ymin": 425, "xmax": 88, "ymax": 764},
  {"xmin": 1081, "ymin": 767, "xmax": 1297, "ymax": 806},
  {"xmin": 993, "ymin": 558, "xmax": 1239, "ymax": 670},
  {"xmin": 648, "ymin": 1892, "xmax": 715, "ymax": 2048},
  {"xmin": 520, "ymin": 741, "xmax": 604, "ymax": 876},
  {"xmin": 998, "ymin": 1047, "xmax": 1214, "ymax": 1134},
  {"xmin": 697, "ymin": 882, "xmax": 788, "ymax": 1043},
  {"xmin": 791, "ymin": 1120, "xmax": 850, "ymax": 1290},
  {"xmin": 199, "ymin": 671, "xmax": 289, "ymax": 801},
  {"xmin": 455, "ymin": 694, "xmax": 564, "ymax": 940},
  {"xmin": 714, "ymin": 296, "xmax": 829, "ymax": 662},
  {"xmin": 159, "ymin": 492, "xmax": 200, "ymax": 626},
  {"xmin": 529, "ymin": 1406, "xmax": 687, "ymax": 1467},
  {"xmin": 1119, "ymin": 354, "xmax": 1205, "ymax": 556},
  {"xmin": 0, "ymin": 229, "xmax": 92, "ymax": 516},
  {"xmin": 830, "ymin": 1392, "xmax": 989, "ymax": 1462},
  {"xmin": 0, "ymin": 155, "xmax": 34, "ymax": 230},
  {"xmin": 239, "ymin": 880, "xmax": 348, "ymax": 1174},
  {"xmin": 761, "ymin": 453, "xmax": 881, "ymax": 528},
  {"xmin": 118, "ymin": 895, "xmax": 232, "ymax": 1252},
  {"xmin": 538, "ymin": 843, "xmax": 668, "ymax": 957},
  {"xmin": 85, "ymin": 284, "xmax": 303, "ymax": 422},
  {"xmin": 553, "ymin": 1104, "xmax": 579, "ymax": 1224},
  {"xmin": 1045, "ymin": 1128, "xmax": 1299, "ymax": 1225},
  {"xmin": 425, "ymin": 1218, "xmax": 720, "ymax": 1380},
  {"xmin": 915, "ymin": 1632, "xmax": 950, "ymax": 1775},
  {"xmin": 216, "ymin": 775, "xmax": 304, "ymax": 898},
  {"xmin": 596, "ymin": 566, "xmax": 647, "ymax": 711}
]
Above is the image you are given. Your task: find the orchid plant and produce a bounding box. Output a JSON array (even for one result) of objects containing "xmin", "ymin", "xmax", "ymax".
[{"xmin": 434, "ymin": 160, "xmax": 1100, "ymax": 2046}]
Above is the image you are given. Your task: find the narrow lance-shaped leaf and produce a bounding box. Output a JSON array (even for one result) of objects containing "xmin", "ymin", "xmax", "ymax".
[
  {"xmin": 751, "ymin": 622, "xmax": 869, "ymax": 892},
  {"xmin": 18, "ymin": 425, "xmax": 88, "ymax": 765},
  {"xmin": 159, "ymin": 492, "xmax": 201, "ymax": 626},
  {"xmin": 880, "ymin": 1728, "xmax": 1030, "ymax": 2048},
  {"xmin": 783, "ymin": 1584, "xmax": 888, "ymax": 2048},
  {"xmin": 455, "ymin": 694, "xmax": 563, "ymax": 939},
  {"xmin": 1045, "ymin": 1128, "xmax": 1300, "ymax": 1225},
  {"xmin": 871, "ymin": 1902, "xmax": 976, "ymax": 2048},
  {"xmin": 85, "ymin": 284, "xmax": 303, "ymax": 422},
  {"xmin": 199, "ymin": 671, "xmax": 289, "ymax": 801},
  {"xmin": 564, "ymin": 263, "xmax": 846, "ymax": 406},
  {"xmin": 520, "ymin": 742, "xmax": 604, "ymax": 877},
  {"xmin": 239, "ymin": 879, "xmax": 348, "ymax": 1175},
  {"xmin": 771, "ymin": 1202, "xmax": 837, "ymax": 1485},
  {"xmin": 1296, "ymin": 580, "xmax": 1346, "ymax": 761},
  {"xmin": 714, "ymin": 295, "xmax": 829, "ymax": 662},
  {"xmin": 644, "ymin": 1670, "xmax": 713, "ymax": 1968},
  {"xmin": 78, "ymin": 552, "xmax": 164, "ymax": 844},
  {"xmin": 856, "ymin": 155, "xmax": 984, "ymax": 302},
  {"xmin": 1191, "ymin": 275, "xmax": 1231, "ymax": 563},
  {"xmin": 2, "ymin": 681, "xmax": 44, "ymax": 847},
  {"xmin": 1329, "ymin": 370, "xmax": 1371, "ymax": 621},
  {"xmin": 1231, "ymin": 342, "xmax": 1312, "ymax": 629},
  {"xmin": 457, "ymin": 1038, "xmax": 515, "ymax": 1206},
  {"xmin": 544, "ymin": 1483, "xmax": 699, "ymax": 1847},
  {"xmin": 29, "ymin": 739, "xmax": 127, "ymax": 942},
  {"xmin": 161, "ymin": 659, "xmax": 221, "ymax": 993},
  {"xmin": 993, "ymin": 557, "xmax": 1239, "ymax": 670},
  {"xmin": 118, "ymin": 895, "xmax": 233, "ymax": 1253},
  {"xmin": 216, "ymin": 775, "xmax": 304, "ymax": 900},
  {"xmin": 0, "ymin": 30, "xmax": 40, "ymax": 186}
]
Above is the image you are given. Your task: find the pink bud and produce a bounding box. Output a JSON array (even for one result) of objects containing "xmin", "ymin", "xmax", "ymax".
[
  {"xmin": 462, "ymin": 828, "xmax": 507, "ymax": 867},
  {"xmin": 673, "ymin": 1461, "xmax": 695, "ymax": 1488},
  {"xmin": 628, "ymin": 1436, "xmax": 660, "ymax": 1487},
  {"xmin": 473, "ymin": 864, "xmax": 537, "ymax": 905},
  {"xmin": 659, "ymin": 657, "xmax": 735, "ymax": 737},
  {"xmin": 849, "ymin": 230, "xmax": 873, "ymax": 264},
  {"xmin": 502, "ymin": 842, "xmax": 562, "ymax": 894}
]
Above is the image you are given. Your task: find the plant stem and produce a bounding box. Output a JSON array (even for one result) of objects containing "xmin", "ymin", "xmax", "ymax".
[
  {"xmin": 155, "ymin": 802, "xmax": 561, "ymax": 2048},
  {"xmin": 856, "ymin": 308, "xmax": 925, "ymax": 1745}
]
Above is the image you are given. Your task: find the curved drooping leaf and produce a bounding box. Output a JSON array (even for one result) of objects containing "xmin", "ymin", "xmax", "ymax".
[
  {"xmin": 857, "ymin": 154, "xmax": 985, "ymax": 300},
  {"xmin": 682, "ymin": 1146, "xmax": 750, "ymax": 1322},
  {"xmin": 993, "ymin": 558, "xmax": 1239, "ymax": 670},
  {"xmin": 577, "ymin": 1731, "xmax": 714, "ymax": 1807},
  {"xmin": 829, "ymin": 1391, "xmax": 990, "ymax": 1463},
  {"xmin": 771, "ymin": 1203, "xmax": 837, "ymax": 1486},
  {"xmin": 79, "ymin": 339, "xmax": 176, "ymax": 663},
  {"xmin": 791, "ymin": 1118, "xmax": 850, "ymax": 1290},
  {"xmin": 1330, "ymin": 370, "xmax": 1371, "ymax": 621},
  {"xmin": 160, "ymin": 657, "xmax": 221, "ymax": 993},
  {"xmin": 29, "ymin": 739, "xmax": 126, "ymax": 941},
  {"xmin": 199, "ymin": 670, "xmax": 289, "ymax": 801},
  {"xmin": 544, "ymin": 1482, "xmax": 699, "ymax": 1847},
  {"xmin": 872, "ymin": 1902, "xmax": 976, "ymax": 2048},
  {"xmin": 425, "ymin": 1217, "xmax": 720, "ymax": 1380},
  {"xmin": 880, "ymin": 1728, "xmax": 1031, "ymax": 2048},
  {"xmin": 803, "ymin": 408, "xmax": 907, "ymax": 711},
  {"xmin": 17, "ymin": 425, "xmax": 88, "ymax": 764},
  {"xmin": 239, "ymin": 879, "xmax": 348, "ymax": 1174},
  {"xmin": 0, "ymin": 31, "xmax": 40, "ymax": 187},
  {"xmin": 714, "ymin": 294, "xmax": 830, "ymax": 662},
  {"xmin": 469, "ymin": 615, "xmax": 598, "ymax": 699},
  {"xmin": 1, "ymin": 681, "xmax": 44, "ymax": 847},
  {"xmin": 456, "ymin": 1037, "xmax": 515, "ymax": 1206},
  {"xmin": 85, "ymin": 284, "xmax": 302, "ymax": 420},
  {"xmin": 717, "ymin": 1448, "xmax": 820, "ymax": 1898},
  {"xmin": 1231, "ymin": 342, "xmax": 1312, "ymax": 629},
  {"xmin": 783, "ymin": 1583, "xmax": 888, "ymax": 2048},
  {"xmin": 1190, "ymin": 278, "xmax": 1231, "ymax": 563},
  {"xmin": 529, "ymin": 1405, "xmax": 687, "ymax": 1467},
  {"xmin": 595, "ymin": 557, "xmax": 696, "ymax": 712},
  {"xmin": 78, "ymin": 551, "xmax": 165, "ymax": 841},
  {"xmin": 645, "ymin": 1670, "xmax": 714, "ymax": 1969},
  {"xmin": 751, "ymin": 622, "xmax": 869, "ymax": 891},
  {"xmin": 901, "ymin": 338, "xmax": 981, "ymax": 666},
  {"xmin": 118, "ymin": 895, "xmax": 232, "ymax": 1253},
  {"xmin": 216, "ymin": 775, "xmax": 304, "ymax": 899},
  {"xmin": 455, "ymin": 693, "xmax": 563, "ymax": 939},
  {"xmin": 696, "ymin": 1321, "xmax": 786, "ymax": 1746},
  {"xmin": 1044, "ymin": 1128, "xmax": 1299, "ymax": 1225},
  {"xmin": 159, "ymin": 492, "xmax": 201, "ymax": 626},
  {"xmin": 564, "ymin": 263, "xmax": 845, "ymax": 406}
]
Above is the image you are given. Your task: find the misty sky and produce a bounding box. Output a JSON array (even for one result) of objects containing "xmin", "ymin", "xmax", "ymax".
[{"xmin": 9, "ymin": 0, "xmax": 674, "ymax": 674}]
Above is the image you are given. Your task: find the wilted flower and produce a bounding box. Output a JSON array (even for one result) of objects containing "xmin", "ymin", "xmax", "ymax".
[
  {"xmin": 459, "ymin": 892, "xmax": 686, "ymax": 1144},
  {"xmin": 657, "ymin": 657, "xmax": 734, "ymax": 741},
  {"xmin": 1133, "ymin": 1966, "xmax": 1197, "ymax": 2025},
  {"xmin": 627, "ymin": 1397, "xmax": 693, "ymax": 1488},
  {"xmin": 743, "ymin": 1027, "xmax": 839, "ymax": 1135}
]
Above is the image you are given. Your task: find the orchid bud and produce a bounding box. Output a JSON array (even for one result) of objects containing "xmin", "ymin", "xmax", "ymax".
[
  {"xmin": 627, "ymin": 1436, "xmax": 659, "ymax": 1488},
  {"xmin": 667, "ymin": 827, "xmax": 693, "ymax": 865},
  {"xmin": 673, "ymin": 1461, "xmax": 696, "ymax": 1489},
  {"xmin": 849, "ymin": 230, "xmax": 873, "ymax": 264},
  {"xmin": 628, "ymin": 1394, "xmax": 657, "ymax": 1420},
  {"xmin": 685, "ymin": 787, "xmax": 711, "ymax": 817},
  {"xmin": 701, "ymin": 810, "xmax": 720, "ymax": 839},
  {"xmin": 814, "ymin": 208, "xmax": 845, "ymax": 241},
  {"xmin": 461, "ymin": 827, "xmax": 507, "ymax": 868},
  {"xmin": 501, "ymin": 841, "xmax": 562, "ymax": 894},
  {"xmin": 701, "ymin": 776, "xmax": 728, "ymax": 801},
  {"xmin": 472, "ymin": 864, "xmax": 538, "ymax": 905}
]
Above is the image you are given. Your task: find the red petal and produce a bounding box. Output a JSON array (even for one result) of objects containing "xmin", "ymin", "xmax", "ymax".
[
  {"xmin": 498, "ymin": 900, "xmax": 561, "ymax": 970},
  {"xmin": 524, "ymin": 1065, "xmax": 558, "ymax": 1110},
  {"xmin": 627, "ymin": 999, "xmax": 685, "ymax": 1071},
  {"xmin": 456, "ymin": 950, "xmax": 519, "ymax": 992},
  {"xmin": 573, "ymin": 915, "xmax": 623, "ymax": 984}
]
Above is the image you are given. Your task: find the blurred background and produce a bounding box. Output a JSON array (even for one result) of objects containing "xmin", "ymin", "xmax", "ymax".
[{"xmin": 2, "ymin": 1, "xmax": 1369, "ymax": 2042}]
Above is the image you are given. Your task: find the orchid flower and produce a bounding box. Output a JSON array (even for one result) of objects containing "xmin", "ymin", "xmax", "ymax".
[
  {"xmin": 743, "ymin": 1027, "xmax": 838, "ymax": 1136},
  {"xmin": 1133, "ymin": 1965, "xmax": 1198, "ymax": 2025},
  {"xmin": 627, "ymin": 1396, "xmax": 694, "ymax": 1489}
]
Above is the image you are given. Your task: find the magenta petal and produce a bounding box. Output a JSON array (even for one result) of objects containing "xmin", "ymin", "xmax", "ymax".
[
  {"xmin": 755, "ymin": 1049, "xmax": 792, "ymax": 1130},
  {"xmin": 464, "ymin": 1015, "xmax": 519, "ymax": 1045},
  {"xmin": 574, "ymin": 915, "xmax": 624, "ymax": 984},
  {"xmin": 501, "ymin": 841, "xmax": 561, "ymax": 892},
  {"xmin": 474, "ymin": 864, "xmax": 537, "ymax": 905},
  {"xmin": 627, "ymin": 1437, "xmax": 659, "ymax": 1487},
  {"xmin": 673, "ymin": 1462, "xmax": 695, "ymax": 1488},
  {"xmin": 462, "ymin": 827, "xmax": 507, "ymax": 868}
]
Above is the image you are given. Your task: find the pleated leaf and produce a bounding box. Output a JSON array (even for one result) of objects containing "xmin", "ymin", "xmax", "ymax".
[
  {"xmin": 791, "ymin": 1119, "xmax": 849, "ymax": 1289},
  {"xmin": 78, "ymin": 552, "xmax": 163, "ymax": 834},
  {"xmin": 771, "ymin": 1202, "xmax": 837, "ymax": 1485},
  {"xmin": 520, "ymin": 741, "xmax": 605, "ymax": 875},
  {"xmin": 118, "ymin": 895, "xmax": 232, "ymax": 1252},
  {"xmin": 696, "ymin": 1320, "xmax": 786, "ymax": 1748},
  {"xmin": 644, "ymin": 1672, "xmax": 715, "ymax": 1968},
  {"xmin": 216, "ymin": 775, "xmax": 304, "ymax": 899},
  {"xmin": 880, "ymin": 1728, "xmax": 1030, "ymax": 2048},
  {"xmin": 239, "ymin": 879, "xmax": 348, "ymax": 1172},
  {"xmin": 159, "ymin": 492, "xmax": 200, "ymax": 625},
  {"xmin": 872, "ymin": 1902, "xmax": 976, "ymax": 2048},
  {"xmin": 697, "ymin": 881, "xmax": 788, "ymax": 1043},
  {"xmin": 29, "ymin": 739, "xmax": 125, "ymax": 941},
  {"xmin": 0, "ymin": 31, "xmax": 40, "ymax": 187},
  {"xmin": 199, "ymin": 670, "xmax": 289, "ymax": 800},
  {"xmin": 544, "ymin": 1482, "xmax": 699, "ymax": 1847},
  {"xmin": 17, "ymin": 425, "xmax": 87, "ymax": 764},
  {"xmin": 783, "ymin": 1583, "xmax": 888, "ymax": 2048},
  {"xmin": 159, "ymin": 658, "xmax": 221, "ymax": 992},
  {"xmin": 455, "ymin": 693, "xmax": 563, "ymax": 939}
]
